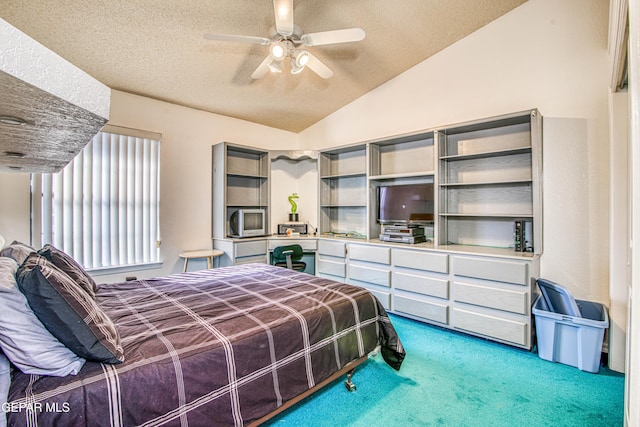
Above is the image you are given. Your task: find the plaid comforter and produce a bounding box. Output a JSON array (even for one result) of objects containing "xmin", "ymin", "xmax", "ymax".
[{"xmin": 7, "ymin": 264, "xmax": 405, "ymax": 426}]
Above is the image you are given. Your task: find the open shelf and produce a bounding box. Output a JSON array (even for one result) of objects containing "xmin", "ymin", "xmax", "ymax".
[
  {"xmin": 212, "ymin": 142, "xmax": 270, "ymax": 239},
  {"xmin": 438, "ymin": 110, "xmax": 541, "ymax": 253},
  {"xmin": 440, "ymin": 179, "xmax": 532, "ymax": 187},
  {"xmin": 319, "ymin": 146, "xmax": 366, "ymax": 177},
  {"xmin": 440, "ymin": 146, "xmax": 531, "ymax": 161},
  {"xmin": 318, "ymin": 145, "xmax": 368, "ymax": 237},
  {"xmin": 370, "ymin": 132, "xmax": 435, "ymax": 177}
]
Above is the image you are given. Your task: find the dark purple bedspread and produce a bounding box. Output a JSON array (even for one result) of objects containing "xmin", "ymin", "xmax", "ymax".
[{"xmin": 7, "ymin": 264, "xmax": 404, "ymax": 426}]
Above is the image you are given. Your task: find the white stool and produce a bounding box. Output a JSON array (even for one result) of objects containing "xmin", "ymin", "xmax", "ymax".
[{"xmin": 179, "ymin": 249, "xmax": 224, "ymax": 272}]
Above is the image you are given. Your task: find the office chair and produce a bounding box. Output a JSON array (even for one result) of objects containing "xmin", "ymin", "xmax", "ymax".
[{"xmin": 272, "ymin": 244, "xmax": 306, "ymax": 272}]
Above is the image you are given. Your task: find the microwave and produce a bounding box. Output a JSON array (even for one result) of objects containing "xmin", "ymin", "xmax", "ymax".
[{"xmin": 229, "ymin": 209, "xmax": 267, "ymax": 238}]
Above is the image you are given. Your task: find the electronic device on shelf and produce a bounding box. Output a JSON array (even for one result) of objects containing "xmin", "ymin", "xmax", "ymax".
[
  {"xmin": 514, "ymin": 219, "xmax": 533, "ymax": 252},
  {"xmin": 377, "ymin": 183, "xmax": 434, "ymax": 225},
  {"xmin": 229, "ymin": 209, "xmax": 267, "ymax": 238},
  {"xmin": 379, "ymin": 233, "xmax": 427, "ymax": 244},
  {"xmin": 277, "ymin": 223, "xmax": 308, "ymax": 235},
  {"xmin": 379, "ymin": 224, "xmax": 427, "ymax": 244}
]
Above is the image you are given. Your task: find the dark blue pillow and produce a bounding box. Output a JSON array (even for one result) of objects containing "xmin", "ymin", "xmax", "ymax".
[{"xmin": 16, "ymin": 253, "xmax": 123, "ymax": 364}]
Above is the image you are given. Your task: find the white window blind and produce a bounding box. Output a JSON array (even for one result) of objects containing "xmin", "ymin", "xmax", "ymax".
[{"xmin": 32, "ymin": 125, "xmax": 161, "ymax": 269}]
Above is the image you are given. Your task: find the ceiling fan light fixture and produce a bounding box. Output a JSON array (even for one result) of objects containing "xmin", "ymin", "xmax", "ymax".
[
  {"xmin": 270, "ymin": 41, "xmax": 287, "ymax": 60},
  {"xmin": 291, "ymin": 50, "xmax": 309, "ymax": 74},
  {"xmin": 295, "ymin": 50, "xmax": 309, "ymax": 66},
  {"xmin": 290, "ymin": 62, "xmax": 304, "ymax": 74},
  {"xmin": 268, "ymin": 59, "xmax": 282, "ymax": 73}
]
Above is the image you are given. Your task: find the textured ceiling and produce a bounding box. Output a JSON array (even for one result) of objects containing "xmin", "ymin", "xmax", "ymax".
[{"xmin": 0, "ymin": 0, "xmax": 527, "ymax": 133}]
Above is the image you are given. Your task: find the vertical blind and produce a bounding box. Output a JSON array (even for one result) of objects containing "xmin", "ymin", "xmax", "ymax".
[{"xmin": 32, "ymin": 126, "xmax": 161, "ymax": 269}]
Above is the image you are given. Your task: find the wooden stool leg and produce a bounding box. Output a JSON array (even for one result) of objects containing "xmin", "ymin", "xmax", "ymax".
[
  {"xmin": 207, "ymin": 257, "xmax": 213, "ymax": 269},
  {"xmin": 183, "ymin": 258, "xmax": 189, "ymax": 273}
]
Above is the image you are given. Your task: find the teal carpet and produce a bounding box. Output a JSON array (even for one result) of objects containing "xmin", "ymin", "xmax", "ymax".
[{"xmin": 265, "ymin": 315, "xmax": 625, "ymax": 427}]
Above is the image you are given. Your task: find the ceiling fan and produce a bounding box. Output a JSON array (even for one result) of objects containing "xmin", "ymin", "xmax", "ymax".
[{"xmin": 204, "ymin": 0, "xmax": 365, "ymax": 79}]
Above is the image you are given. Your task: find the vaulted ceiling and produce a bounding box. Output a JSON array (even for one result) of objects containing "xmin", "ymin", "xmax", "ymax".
[{"xmin": 0, "ymin": 0, "xmax": 527, "ymax": 133}]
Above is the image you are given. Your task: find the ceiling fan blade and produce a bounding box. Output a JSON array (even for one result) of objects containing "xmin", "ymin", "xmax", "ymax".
[
  {"xmin": 273, "ymin": 0, "xmax": 294, "ymax": 36},
  {"xmin": 251, "ymin": 55, "xmax": 272, "ymax": 79},
  {"xmin": 305, "ymin": 52, "xmax": 333, "ymax": 79},
  {"xmin": 204, "ymin": 33, "xmax": 270, "ymax": 45},
  {"xmin": 301, "ymin": 28, "xmax": 365, "ymax": 46}
]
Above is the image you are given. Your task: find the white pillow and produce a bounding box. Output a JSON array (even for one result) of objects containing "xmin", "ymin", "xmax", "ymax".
[
  {"xmin": 0, "ymin": 241, "xmax": 35, "ymax": 265},
  {"xmin": 0, "ymin": 257, "xmax": 85, "ymax": 376},
  {"xmin": 0, "ymin": 352, "xmax": 9, "ymax": 427}
]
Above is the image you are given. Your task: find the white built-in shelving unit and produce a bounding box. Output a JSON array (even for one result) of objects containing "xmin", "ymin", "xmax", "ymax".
[
  {"xmin": 212, "ymin": 142, "xmax": 270, "ymax": 239},
  {"xmin": 318, "ymin": 145, "xmax": 368, "ymax": 238},
  {"xmin": 438, "ymin": 110, "xmax": 542, "ymax": 253},
  {"xmin": 316, "ymin": 109, "xmax": 542, "ymax": 254},
  {"xmin": 367, "ymin": 132, "xmax": 436, "ymax": 239}
]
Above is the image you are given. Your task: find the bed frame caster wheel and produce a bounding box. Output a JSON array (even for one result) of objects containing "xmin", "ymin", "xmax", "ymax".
[{"xmin": 345, "ymin": 371, "xmax": 356, "ymax": 392}]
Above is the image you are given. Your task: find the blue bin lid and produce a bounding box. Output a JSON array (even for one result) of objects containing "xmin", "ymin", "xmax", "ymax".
[{"xmin": 536, "ymin": 279, "xmax": 581, "ymax": 317}]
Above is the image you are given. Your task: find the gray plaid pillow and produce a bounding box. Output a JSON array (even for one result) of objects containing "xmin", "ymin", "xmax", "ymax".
[
  {"xmin": 17, "ymin": 253, "xmax": 124, "ymax": 364},
  {"xmin": 39, "ymin": 244, "xmax": 97, "ymax": 298}
]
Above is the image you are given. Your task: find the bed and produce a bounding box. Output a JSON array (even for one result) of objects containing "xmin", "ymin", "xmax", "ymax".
[{"xmin": 4, "ymin": 262, "xmax": 405, "ymax": 426}]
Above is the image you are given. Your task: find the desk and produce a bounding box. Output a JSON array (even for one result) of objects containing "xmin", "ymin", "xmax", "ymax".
[{"xmin": 179, "ymin": 249, "xmax": 224, "ymax": 272}]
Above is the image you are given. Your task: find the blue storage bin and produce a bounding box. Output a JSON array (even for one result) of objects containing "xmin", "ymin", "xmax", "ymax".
[{"xmin": 533, "ymin": 295, "xmax": 609, "ymax": 373}]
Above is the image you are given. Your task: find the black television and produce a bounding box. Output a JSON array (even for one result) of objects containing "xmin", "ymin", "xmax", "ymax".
[{"xmin": 377, "ymin": 183, "xmax": 434, "ymax": 224}]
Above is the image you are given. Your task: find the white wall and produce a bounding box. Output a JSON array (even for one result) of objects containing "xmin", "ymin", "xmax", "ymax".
[
  {"xmin": 0, "ymin": 173, "xmax": 30, "ymax": 243},
  {"xmin": 300, "ymin": 0, "xmax": 611, "ymax": 303},
  {"xmin": 608, "ymin": 91, "xmax": 629, "ymax": 372},
  {"xmin": 270, "ymin": 158, "xmax": 318, "ymax": 233}
]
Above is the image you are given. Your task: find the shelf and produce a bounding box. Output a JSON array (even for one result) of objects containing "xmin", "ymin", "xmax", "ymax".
[
  {"xmin": 226, "ymin": 172, "xmax": 268, "ymax": 179},
  {"xmin": 319, "ymin": 146, "xmax": 366, "ymax": 177},
  {"xmin": 437, "ymin": 111, "xmax": 541, "ymax": 253},
  {"xmin": 369, "ymin": 171, "xmax": 435, "ymax": 181},
  {"xmin": 439, "ymin": 213, "xmax": 534, "ymax": 218},
  {"xmin": 370, "ymin": 134, "xmax": 435, "ymax": 177},
  {"xmin": 440, "ymin": 146, "xmax": 531, "ymax": 161},
  {"xmin": 212, "ymin": 142, "xmax": 270, "ymax": 240},
  {"xmin": 226, "ymin": 146, "xmax": 269, "ymax": 177},
  {"xmin": 320, "ymin": 172, "xmax": 367, "ymax": 179},
  {"xmin": 320, "ymin": 204, "xmax": 367, "ymax": 208},
  {"xmin": 440, "ymin": 179, "xmax": 532, "ymax": 187}
]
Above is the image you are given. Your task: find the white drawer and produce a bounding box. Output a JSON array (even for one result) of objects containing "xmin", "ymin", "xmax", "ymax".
[
  {"xmin": 235, "ymin": 240, "xmax": 267, "ymax": 258},
  {"xmin": 454, "ymin": 281, "xmax": 528, "ymax": 315},
  {"xmin": 394, "ymin": 272, "xmax": 449, "ymax": 299},
  {"xmin": 454, "ymin": 256, "xmax": 528, "ymax": 285},
  {"xmin": 393, "ymin": 249, "xmax": 448, "ymax": 274},
  {"xmin": 349, "ymin": 244, "xmax": 390, "ymax": 265},
  {"xmin": 394, "ymin": 295, "xmax": 449, "ymax": 325},
  {"xmin": 349, "ymin": 264, "xmax": 391, "ymax": 287},
  {"xmin": 318, "ymin": 240, "xmax": 346, "ymax": 258},
  {"xmin": 235, "ymin": 255, "xmax": 267, "ymax": 265},
  {"xmin": 318, "ymin": 258, "xmax": 346, "ymax": 278},
  {"xmin": 268, "ymin": 238, "xmax": 317, "ymax": 251},
  {"xmin": 453, "ymin": 307, "xmax": 528, "ymax": 347}
]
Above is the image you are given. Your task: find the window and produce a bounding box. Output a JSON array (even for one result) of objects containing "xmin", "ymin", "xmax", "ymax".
[{"xmin": 31, "ymin": 125, "xmax": 161, "ymax": 270}]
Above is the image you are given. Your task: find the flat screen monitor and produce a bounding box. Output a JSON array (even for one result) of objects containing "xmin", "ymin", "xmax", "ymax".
[{"xmin": 377, "ymin": 183, "xmax": 434, "ymax": 224}]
